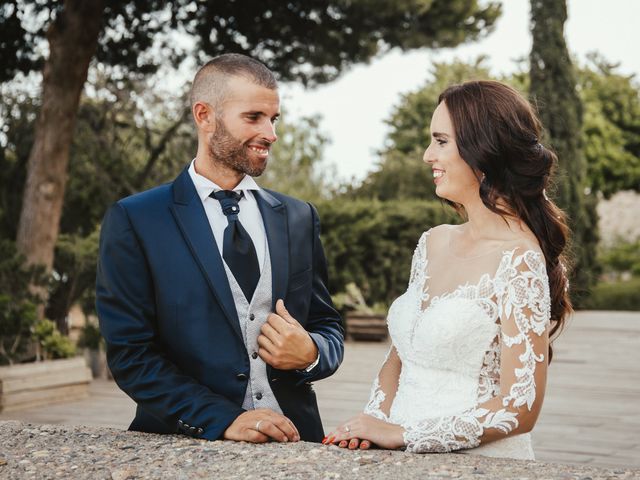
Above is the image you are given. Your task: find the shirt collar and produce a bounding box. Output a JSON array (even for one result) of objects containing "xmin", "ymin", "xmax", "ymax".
[{"xmin": 188, "ymin": 159, "xmax": 261, "ymax": 203}]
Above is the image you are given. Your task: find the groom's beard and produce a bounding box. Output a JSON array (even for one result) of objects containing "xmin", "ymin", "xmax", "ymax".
[{"xmin": 207, "ymin": 117, "xmax": 268, "ymax": 177}]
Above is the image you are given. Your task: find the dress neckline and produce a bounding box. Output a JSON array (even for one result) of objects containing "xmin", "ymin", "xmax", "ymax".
[{"xmin": 417, "ymin": 230, "xmax": 544, "ymax": 314}]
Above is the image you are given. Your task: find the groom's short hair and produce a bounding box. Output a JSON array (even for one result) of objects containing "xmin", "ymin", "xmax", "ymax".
[{"xmin": 190, "ymin": 54, "xmax": 278, "ymax": 109}]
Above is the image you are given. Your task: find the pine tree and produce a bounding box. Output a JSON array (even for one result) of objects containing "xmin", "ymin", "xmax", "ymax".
[{"xmin": 529, "ymin": 0, "xmax": 599, "ymax": 305}]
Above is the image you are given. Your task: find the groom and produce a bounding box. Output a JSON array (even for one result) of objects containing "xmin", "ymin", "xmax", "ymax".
[{"xmin": 96, "ymin": 54, "xmax": 344, "ymax": 443}]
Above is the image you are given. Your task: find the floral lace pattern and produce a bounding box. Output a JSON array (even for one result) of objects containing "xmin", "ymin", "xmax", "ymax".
[
  {"xmin": 477, "ymin": 338, "xmax": 501, "ymax": 404},
  {"xmin": 364, "ymin": 376, "xmax": 390, "ymax": 421},
  {"xmin": 364, "ymin": 347, "xmax": 393, "ymax": 422},
  {"xmin": 404, "ymin": 407, "xmax": 519, "ymax": 453},
  {"xmin": 364, "ymin": 230, "xmax": 550, "ymax": 458}
]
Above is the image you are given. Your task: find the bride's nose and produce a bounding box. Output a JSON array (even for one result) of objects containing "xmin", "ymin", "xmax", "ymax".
[{"xmin": 423, "ymin": 144, "xmax": 436, "ymax": 164}]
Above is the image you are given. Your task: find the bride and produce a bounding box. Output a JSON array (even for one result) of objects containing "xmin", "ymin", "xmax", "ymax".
[{"xmin": 325, "ymin": 80, "xmax": 572, "ymax": 459}]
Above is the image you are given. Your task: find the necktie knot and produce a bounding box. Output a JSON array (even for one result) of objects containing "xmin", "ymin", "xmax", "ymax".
[{"xmin": 211, "ymin": 190, "xmax": 243, "ymax": 217}]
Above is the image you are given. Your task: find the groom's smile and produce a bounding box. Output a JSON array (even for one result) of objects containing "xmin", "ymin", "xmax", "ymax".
[{"xmin": 210, "ymin": 76, "xmax": 280, "ymax": 176}]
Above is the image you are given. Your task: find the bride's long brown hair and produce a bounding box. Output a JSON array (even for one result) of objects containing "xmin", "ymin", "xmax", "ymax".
[{"xmin": 438, "ymin": 80, "xmax": 571, "ymax": 361}]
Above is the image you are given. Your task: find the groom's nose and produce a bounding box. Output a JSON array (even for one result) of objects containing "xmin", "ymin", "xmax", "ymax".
[{"xmin": 260, "ymin": 119, "xmax": 278, "ymax": 144}]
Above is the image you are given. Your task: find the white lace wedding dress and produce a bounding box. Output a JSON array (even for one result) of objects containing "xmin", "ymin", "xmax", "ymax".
[{"xmin": 364, "ymin": 226, "xmax": 551, "ymax": 460}]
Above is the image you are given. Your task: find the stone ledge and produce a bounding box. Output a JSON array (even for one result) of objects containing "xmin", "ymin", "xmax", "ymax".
[{"xmin": 0, "ymin": 421, "xmax": 637, "ymax": 479}]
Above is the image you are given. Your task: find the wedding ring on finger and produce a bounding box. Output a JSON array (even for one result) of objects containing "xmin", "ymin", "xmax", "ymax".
[
  {"xmin": 255, "ymin": 420, "xmax": 263, "ymax": 432},
  {"xmin": 344, "ymin": 425, "xmax": 351, "ymax": 433}
]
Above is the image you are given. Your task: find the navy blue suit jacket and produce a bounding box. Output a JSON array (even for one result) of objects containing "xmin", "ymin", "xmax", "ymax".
[{"xmin": 96, "ymin": 167, "xmax": 344, "ymax": 442}]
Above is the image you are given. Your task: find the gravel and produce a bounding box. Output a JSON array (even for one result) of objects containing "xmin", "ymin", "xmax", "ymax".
[{"xmin": 0, "ymin": 421, "xmax": 637, "ymax": 479}]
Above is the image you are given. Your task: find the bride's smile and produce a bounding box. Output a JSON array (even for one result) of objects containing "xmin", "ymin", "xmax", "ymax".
[{"xmin": 423, "ymin": 102, "xmax": 482, "ymax": 206}]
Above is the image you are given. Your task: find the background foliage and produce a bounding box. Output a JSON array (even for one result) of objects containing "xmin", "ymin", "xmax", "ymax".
[
  {"xmin": 1, "ymin": 2, "xmax": 639, "ymax": 358},
  {"xmin": 317, "ymin": 199, "xmax": 460, "ymax": 306},
  {"xmin": 2, "ymin": 53, "xmax": 639, "ymax": 327}
]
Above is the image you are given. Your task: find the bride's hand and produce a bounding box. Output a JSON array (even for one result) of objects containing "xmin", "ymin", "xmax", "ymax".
[{"xmin": 323, "ymin": 413, "xmax": 405, "ymax": 450}]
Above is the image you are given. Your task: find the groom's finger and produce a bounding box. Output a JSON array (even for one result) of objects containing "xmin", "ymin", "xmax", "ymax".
[
  {"xmin": 260, "ymin": 322, "xmax": 281, "ymax": 344},
  {"xmin": 266, "ymin": 312, "xmax": 290, "ymax": 334},
  {"xmin": 257, "ymin": 346, "xmax": 275, "ymax": 365},
  {"xmin": 257, "ymin": 332, "xmax": 277, "ymax": 355},
  {"xmin": 276, "ymin": 299, "xmax": 299, "ymax": 325}
]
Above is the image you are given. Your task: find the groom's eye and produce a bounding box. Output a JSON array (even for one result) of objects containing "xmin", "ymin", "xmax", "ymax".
[{"xmin": 244, "ymin": 112, "xmax": 262, "ymax": 122}]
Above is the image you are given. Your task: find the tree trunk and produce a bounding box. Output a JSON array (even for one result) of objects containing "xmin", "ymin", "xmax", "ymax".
[{"xmin": 16, "ymin": 1, "xmax": 105, "ymax": 299}]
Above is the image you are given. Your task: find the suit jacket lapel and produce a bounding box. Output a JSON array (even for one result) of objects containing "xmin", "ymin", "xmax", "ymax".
[
  {"xmin": 254, "ymin": 189, "xmax": 289, "ymax": 310},
  {"xmin": 169, "ymin": 168, "xmax": 242, "ymax": 341}
]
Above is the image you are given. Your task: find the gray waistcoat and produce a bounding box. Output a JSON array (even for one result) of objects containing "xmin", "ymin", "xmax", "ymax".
[{"xmin": 222, "ymin": 239, "xmax": 282, "ymax": 413}]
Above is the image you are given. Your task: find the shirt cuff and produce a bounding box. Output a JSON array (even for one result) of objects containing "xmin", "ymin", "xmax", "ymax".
[{"xmin": 303, "ymin": 352, "xmax": 320, "ymax": 373}]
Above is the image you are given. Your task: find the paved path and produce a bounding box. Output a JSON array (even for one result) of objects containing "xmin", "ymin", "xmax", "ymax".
[{"xmin": 1, "ymin": 311, "xmax": 638, "ymax": 469}]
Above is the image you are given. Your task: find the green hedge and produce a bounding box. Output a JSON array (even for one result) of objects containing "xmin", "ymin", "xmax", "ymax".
[
  {"xmin": 582, "ymin": 278, "xmax": 640, "ymax": 311},
  {"xmin": 317, "ymin": 198, "xmax": 460, "ymax": 307}
]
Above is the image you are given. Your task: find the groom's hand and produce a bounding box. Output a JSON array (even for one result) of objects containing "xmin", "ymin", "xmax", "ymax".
[
  {"xmin": 223, "ymin": 408, "xmax": 300, "ymax": 443},
  {"xmin": 258, "ymin": 299, "xmax": 318, "ymax": 370}
]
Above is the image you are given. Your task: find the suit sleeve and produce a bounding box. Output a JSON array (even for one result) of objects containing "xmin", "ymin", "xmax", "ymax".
[
  {"xmin": 295, "ymin": 203, "xmax": 344, "ymax": 384},
  {"xmin": 96, "ymin": 202, "xmax": 244, "ymax": 440}
]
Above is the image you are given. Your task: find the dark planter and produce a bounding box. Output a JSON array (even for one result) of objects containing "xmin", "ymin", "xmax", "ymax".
[{"xmin": 345, "ymin": 312, "xmax": 388, "ymax": 341}]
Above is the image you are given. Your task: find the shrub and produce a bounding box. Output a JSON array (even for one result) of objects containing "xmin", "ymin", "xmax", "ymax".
[
  {"xmin": 77, "ymin": 322, "xmax": 104, "ymax": 351},
  {"xmin": 0, "ymin": 294, "xmax": 38, "ymax": 365},
  {"xmin": 0, "ymin": 239, "xmax": 46, "ymax": 365},
  {"xmin": 582, "ymin": 278, "xmax": 640, "ymax": 311},
  {"xmin": 317, "ymin": 198, "xmax": 460, "ymax": 307},
  {"xmin": 33, "ymin": 319, "xmax": 77, "ymax": 360},
  {"xmin": 598, "ymin": 239, "xmax": 640, "ymax": 278}
]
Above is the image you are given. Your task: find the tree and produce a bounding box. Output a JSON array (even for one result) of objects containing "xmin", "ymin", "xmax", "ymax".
[
  {"xmin": 258, "ymin": 112, "xmax": 334, "ymax": 204},
  {"xmin": 317, "ymin": 199, "xmax": 459, "ymax": 306},
  {"xmin": 0, "ymin": 77, "xmax": 337, "ymax": 327},
  {"xmin": 1, "ymin": 74, "xmax": 196, "ymax": 329},
  {"xmin": 0, "ymin": 240, "xmax": 44, "ymax": 365},
  {"xmin": 335, "ymin": 53, "xmax": 639, "ymax": 308},
  {"xmin": 2, "ymin": 0, "xmax": 501, "ymax": 309},
  {"xmin": 529, "ymin": 0, "xmax": 599, "ymax": 304},
  {"xmin": 355, "ymin": 56, "xmax": 640, "ymax": 202},
  {"xmin": 580, "ymin": 54, "xmax": 640, "ymax": 197},
  {"xmin": 352, "ymin": 58, "xmax": 493, "ymax": 201}
]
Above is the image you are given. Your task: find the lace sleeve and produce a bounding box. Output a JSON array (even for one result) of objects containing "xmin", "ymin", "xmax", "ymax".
[
  {"xmin": 363, "ymin": 345, "xmax": 402, "ymax": 421},
  {"xmin": 402, "ymin": 250, "xmax": 551, "ymax": 453}
]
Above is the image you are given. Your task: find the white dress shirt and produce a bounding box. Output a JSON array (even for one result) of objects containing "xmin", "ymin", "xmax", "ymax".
[
  {"xmin": 188, "ymin": 160, "xmax": 320, "ymax": 373},
  {"xmin": 188, "ymin": 160, "xmax": 266, "ymax": 272}
]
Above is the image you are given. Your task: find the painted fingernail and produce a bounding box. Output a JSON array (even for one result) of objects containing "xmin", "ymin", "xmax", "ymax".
[{"xmin": 339, "ymin": 440, "xmax": 347, "ymax": 447}]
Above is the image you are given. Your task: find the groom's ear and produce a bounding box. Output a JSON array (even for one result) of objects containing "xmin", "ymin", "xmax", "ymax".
[{"xmin": 192, "ymin": 101, "xmax": 217, "ymax": 133}]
